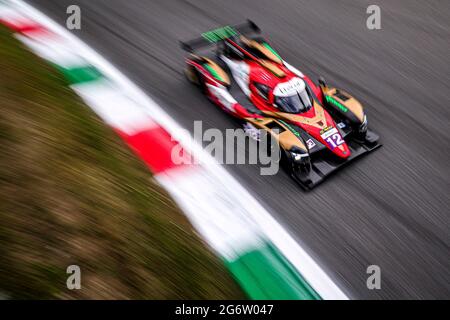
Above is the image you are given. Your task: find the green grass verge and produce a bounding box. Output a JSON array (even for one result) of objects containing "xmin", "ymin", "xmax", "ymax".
[{"xmin": 0, "ymin": 25, "xmax": 245, "ymax": 299}]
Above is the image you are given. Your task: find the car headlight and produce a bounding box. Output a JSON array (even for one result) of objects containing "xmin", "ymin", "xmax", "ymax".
[{"xmin": 291, "ymin": 151, "xmax": 308, "ymax": 161}]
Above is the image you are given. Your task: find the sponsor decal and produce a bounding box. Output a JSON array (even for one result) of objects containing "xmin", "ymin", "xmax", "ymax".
[
  {"xmin": 243, "ymin": 122, "xmax": 261, "ymax": 141},
  {"xmin": 320, "ymin": 127, "xmax": 344, "ymax": 150},
  {"xmin": 274, "ymin": 77, "xmax": 304, "ymax": 96},
  {"xmin": 204, "ymin": 64, "xmax": 225, "ymax": 82},
  {"xmin": 320, "ymin": 126, "xmax": 334, "ymax": 135},
  {"xmin": 306, "ymin": 139, "xmax": 316, "ymax": 149},
  {"xmin": 325, "ymin": 95, "xmax": 348, "ymax": 113},
  {"xmin": 262, "ymin": 42, "xmax": 282, "ymax": 60},
  {"xmin": 278, "ymin": 120, "xmax": 301, "ymax": 138},
  {"xmin": 337, "ymin": 122, "xmax": 346, "ymax": 129}
]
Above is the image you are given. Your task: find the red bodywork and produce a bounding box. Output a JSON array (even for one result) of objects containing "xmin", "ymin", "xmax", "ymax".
[
  {"xmin": 248, "ymin": 60, "xmax": 350, "ymax": 158},
  {"xmin": 198, "ymin": 39, "xmax": 351, "ymax": 159}
]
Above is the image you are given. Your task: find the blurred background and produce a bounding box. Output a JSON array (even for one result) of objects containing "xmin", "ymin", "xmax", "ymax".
[{"xmin": 1, "ymin": 0, "xmax": 449, "ymax": 299}]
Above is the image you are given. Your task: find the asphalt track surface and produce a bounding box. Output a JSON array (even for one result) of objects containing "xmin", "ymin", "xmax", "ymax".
[{"xmin": 28, "ymin": 0, "xmax": 450, "ymax": 299}]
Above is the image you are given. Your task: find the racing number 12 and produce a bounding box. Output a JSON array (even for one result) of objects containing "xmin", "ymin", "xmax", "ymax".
[{"xmin": 325, "ymin": 133, "xmax": 344, "ymax": 149}]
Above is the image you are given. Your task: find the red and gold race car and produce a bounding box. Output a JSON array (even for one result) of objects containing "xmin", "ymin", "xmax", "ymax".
[{"xmin": 181, "ymin": 21, "xmax": 381, "ymax": 189}]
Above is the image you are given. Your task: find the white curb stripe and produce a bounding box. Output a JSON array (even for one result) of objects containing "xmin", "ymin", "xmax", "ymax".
[
  {"xmin": 16, "ymin": 33, "xmax": 88, "ymax": 68},
  {"xmin": 0, "ymin": 5, "xmax": 25, "ymax": 22},
  {"xmin": 156, "ymin": 168, "xmax": 264, "ymax": 261},
  {"xmin": 73, "ymin": 80, "xmax": 158, "ymax": 135}
]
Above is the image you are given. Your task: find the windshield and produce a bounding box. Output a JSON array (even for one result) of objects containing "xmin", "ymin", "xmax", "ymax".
[{"xmin": 274, "ymin": 89, "xmax": 312, "ymax": 113}]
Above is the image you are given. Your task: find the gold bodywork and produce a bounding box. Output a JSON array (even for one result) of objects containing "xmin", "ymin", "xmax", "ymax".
[
  {"xmin": 240, "ymin": 36, "xmax": 282, "ymax": 64},
  {"xmin": 321, "ymin": 85, "xmax": 365, "ymax": 123},
  {"xmin": 262, "ymin": 100, "xmax": 328, "ymax": 130},
  {"xmin": 245, "ymin": 117, "xmax": 308, "ymax": 152},
  {"xmin": 240, "ymin": 36, "xmax": 285, "ymax": 77},
  {"xmin": 258, "ymin": 60, "xmax": 286, "ymax": 77},
  {"xmin": 203, "ymin": 57, "xmax": 230, "ymax": 85},
  {"xmin": 188, "ymin": 54, "xmax": 231, "ymax": 85},
  {"xmin": 257, "ymin": 102, "xmax": 346, "ymax": 152}
]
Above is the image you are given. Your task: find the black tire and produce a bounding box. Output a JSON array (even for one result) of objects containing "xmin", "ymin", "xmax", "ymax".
[{"xmin": 282, "ymin": 149, "xmax": 311, "ymax": 176}]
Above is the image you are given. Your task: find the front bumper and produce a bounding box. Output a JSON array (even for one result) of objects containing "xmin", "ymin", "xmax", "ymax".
[{"xmin": 291, "ymin": 130, "xmax": 381, "ymax": 190}]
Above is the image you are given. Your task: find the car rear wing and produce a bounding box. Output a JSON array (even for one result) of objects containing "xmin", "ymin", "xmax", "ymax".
[{"xmin": 180, "ymin": 20, "xmax": 261, "ymax": 52}]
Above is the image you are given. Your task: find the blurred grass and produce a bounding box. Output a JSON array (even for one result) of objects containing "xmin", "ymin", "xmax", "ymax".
[{"xmin": 0, "ymin": 25, "xmax": 244, "ymax": 299}]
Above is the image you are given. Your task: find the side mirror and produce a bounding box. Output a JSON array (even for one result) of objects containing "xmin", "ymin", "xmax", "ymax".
[{"xmin": 318, "ymin": 76, "xmax": 327, "ymax": 88}]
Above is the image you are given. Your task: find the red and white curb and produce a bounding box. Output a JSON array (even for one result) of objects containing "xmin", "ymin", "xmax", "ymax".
[{"xmin": 1, "ymin": 0, "xmax": 348, "ymax": 299}]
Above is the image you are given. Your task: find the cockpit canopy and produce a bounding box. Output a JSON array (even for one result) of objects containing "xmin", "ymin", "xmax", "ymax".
[{"xmin": 273, "ymin": 78, "xmax": 313, "ymax": 113}]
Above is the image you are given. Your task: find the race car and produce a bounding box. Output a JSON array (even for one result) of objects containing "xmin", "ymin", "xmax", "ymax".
[{"xmin": 180, "ymin": 21, "xmax": 381, "ymax": 189}]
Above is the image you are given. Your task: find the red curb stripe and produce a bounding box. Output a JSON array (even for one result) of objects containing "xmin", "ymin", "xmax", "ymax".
[
  {"xmin": 117, "ymin": 126, "xmax": 192, "ymax": 174},
  {"xmin": 0, "ymin": 16, "xmax": 42, "ymax": 33},
  {"xmin": 21, "ymin": 24, "xmax": 54, "ymax": 39},
  {"xmin": 1, "ymin": 15, "xmax": 54, "ymax": 40}
]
